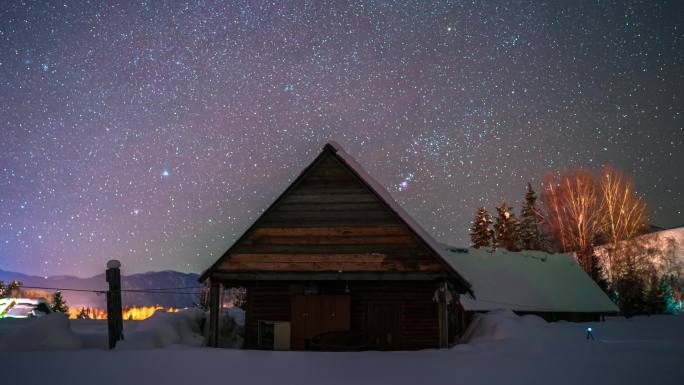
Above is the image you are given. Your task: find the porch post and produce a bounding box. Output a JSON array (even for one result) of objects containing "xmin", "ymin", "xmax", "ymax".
[
  {"xmin": 439, "ymin": 280, "xmax": 449, "ymax": 348},
  {"xmin": 208, "ymin": 280, "xmax": 221, "ymax": 347}
]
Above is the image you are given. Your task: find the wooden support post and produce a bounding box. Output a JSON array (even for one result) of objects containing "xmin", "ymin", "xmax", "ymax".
[
  {"xmin": 208, "ymin": 281, "xmax": 221, "ymax": 347},
  {"xmin": 439, "ymin": 281, "xmax": 449, "ymax": 348},
  {"xmin": 106, "ymin": 260, "xmax": 124, "ymax": 349},
  {"xmin": 444, "ymin": 281, "xmax": 450, "ymax": 347}
]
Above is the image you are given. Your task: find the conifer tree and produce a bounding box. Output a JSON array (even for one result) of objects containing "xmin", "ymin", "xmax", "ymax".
[
  {"xmin": 76, "ymin": 307, "xmax": 91, "ymax": 319},
  {"xmin": 51, "ymin": 291, "xmax": 69, "ymax": 313},
  {"xmin": 614, "ymin": 264, "xmax": 646, "ymax": 316},
  {"xmin": 494, "ymin": 202, "xmax": 521, "ymax": 251},
  {"xmin": 644, "ymin": 274, "xmax": 665, "ymax": 315},
  {"xmin": 0, "ymin": 280, "xmax": 22, "ymax": 298},
  {"xmin": 658, "ymin": 276, "xmax": 679, "ymax": 315},
  {"xmin": 469, "ymin": 207, "xmax": 494, "ymax": 248},
  {"xmin": 589, "ymin": 254, "xmax": 609, "ymax": 294},
  {"xmin": 520, "ymin": 183, "xmax": 544, "ymax": 250}
]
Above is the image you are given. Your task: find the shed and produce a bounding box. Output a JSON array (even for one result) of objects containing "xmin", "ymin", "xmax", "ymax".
[{"xmin": 200, "ymin": 142, "xmax": 471, "ymax": 350}]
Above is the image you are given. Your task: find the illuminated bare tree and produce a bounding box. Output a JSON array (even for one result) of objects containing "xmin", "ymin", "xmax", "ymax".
[
  {"xmin": 541, "ymin": 168, "xmax": 603, "ymax": 272},
  {"xmin": 597, "ymin": 166, "xmax": 648, "ymax": 282}
]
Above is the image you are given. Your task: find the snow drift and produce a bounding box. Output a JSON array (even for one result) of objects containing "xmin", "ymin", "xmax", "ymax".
[
  {"xmin": 0, "ymin": 308, "xmax": 211, "ymax": 351},
  {"xmin": 0, "ymin": 313, "xmax": 82, "ymax": 351},
  {"xmin": 116, "ymin": 308, "xmax": 206, "ymax": 349}
]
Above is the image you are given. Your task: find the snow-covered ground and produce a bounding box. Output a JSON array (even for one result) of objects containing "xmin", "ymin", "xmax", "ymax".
[{"xmin": 1, "ymin": 310, "xmax": 682, "ymax": 385}]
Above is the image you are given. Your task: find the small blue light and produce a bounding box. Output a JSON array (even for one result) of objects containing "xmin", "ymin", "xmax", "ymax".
[
  {"xmin": 162, "ymin": 169, "xmax": 169, "ymax": 177},
  {"xmin": 587, "ymin": 327, "xmax": 592, "ymax": 332}
]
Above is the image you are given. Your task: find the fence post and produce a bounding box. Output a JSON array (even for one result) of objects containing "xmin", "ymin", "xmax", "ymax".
[
  {"xmin": 208, "ymin": 281, "xmax": 221, "ymax": 347},
  {"xmin": 106, "ymin": 260, "xmax": 124, "ymax": 349}
]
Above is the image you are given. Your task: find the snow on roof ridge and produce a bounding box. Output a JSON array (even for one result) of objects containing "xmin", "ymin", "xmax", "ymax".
[{"xmin": 445, "ymin": 245, "xmax": 582, "ymax": 262}]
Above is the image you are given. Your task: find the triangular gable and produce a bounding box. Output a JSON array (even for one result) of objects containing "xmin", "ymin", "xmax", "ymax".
[{"xmin": 199, "ymin": 142, "xmax": 471, "ymax": 291}]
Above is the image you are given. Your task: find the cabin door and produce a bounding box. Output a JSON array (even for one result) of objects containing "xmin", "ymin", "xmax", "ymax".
[
  {"xmin": 368, "ymin": 302, "xmax": 402, "ymax": 349},
  {"xmin": 291, "ymin": 295, "xmax": 350, "ymax": 350}
]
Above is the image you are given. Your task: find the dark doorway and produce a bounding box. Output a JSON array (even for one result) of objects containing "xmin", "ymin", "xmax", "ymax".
[
  {"xmin": 291, "ymin": 295, "xmax": 350, "ymax": 350},
  {"xmin": 368, "ymin": 302, "xmax": 402, "ymax": 349}
]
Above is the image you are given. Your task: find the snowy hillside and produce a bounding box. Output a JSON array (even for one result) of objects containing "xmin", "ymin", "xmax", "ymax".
[{"xmin": 0, "ymin": 309, "xmax": 681, "ymax": 385}]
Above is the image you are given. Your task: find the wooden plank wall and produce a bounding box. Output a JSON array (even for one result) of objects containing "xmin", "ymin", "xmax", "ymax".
[
  {"xmin": 243, "ymin": 281, "xmax": 441, "ymax": 350},
  {"xmin": 350, "ymin": 281, "xmax": 440, "ymax": 350},
  {"xmin": 244, "ymin": 283, "xmax": 291, "ymax": 349},
  {"xmin": 217, "ymin": 153, "xmax": 446, "ymax": 273}
]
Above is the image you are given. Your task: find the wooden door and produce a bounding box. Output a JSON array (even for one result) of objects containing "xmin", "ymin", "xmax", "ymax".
[
  {"xmin": 368, "ymin": 302, "xmax": 402, "ymax": 349},
  {"xmin": 291, "ymin": 295, "xmax": 350, "ymax": 350},
  {"xmin": 290, "ymin": 295, "xmax": 309, "ymax": 350}
]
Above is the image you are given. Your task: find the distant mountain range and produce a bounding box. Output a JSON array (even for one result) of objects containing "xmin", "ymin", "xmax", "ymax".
[{"xmin": 0, "ymin": 269, "xmax": 201, "ymax": 309}]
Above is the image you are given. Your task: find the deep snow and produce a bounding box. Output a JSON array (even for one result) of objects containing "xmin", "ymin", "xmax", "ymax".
[
  {"xmin": 1, "ymin": 309, "xmax": 682, "ymax": 385},
  {"xmin": 444, "ymin": 247, "xmax": 620, "ymax": 313}
]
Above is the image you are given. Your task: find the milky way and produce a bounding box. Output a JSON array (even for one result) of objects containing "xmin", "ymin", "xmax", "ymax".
[{"xmin": 0, "ymin": 1, "xmax": 682, "ymax": 277}]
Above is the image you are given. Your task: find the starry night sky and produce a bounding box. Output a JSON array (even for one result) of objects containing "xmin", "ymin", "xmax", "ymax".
[{"xmin": 0, "ymin": 1, "xmax": 682, "ymax": 277}]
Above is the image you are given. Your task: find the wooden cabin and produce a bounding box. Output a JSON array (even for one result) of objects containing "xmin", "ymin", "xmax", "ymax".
[{"xmin": 199, "ymin": 142, "xmax": 472, "ymax": 350}]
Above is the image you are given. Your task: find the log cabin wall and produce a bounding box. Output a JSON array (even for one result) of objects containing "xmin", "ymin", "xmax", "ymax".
[
  {"xmin": 349, "ymin": 281, "xmax": 440, "ymax": 350},
  {"xmin": 243, "ymin": 282, "xmax": 291, "ymax": 349},
  {"xmin": 242, "ymin": 280, "xmax": 441, "ymax": 350}
]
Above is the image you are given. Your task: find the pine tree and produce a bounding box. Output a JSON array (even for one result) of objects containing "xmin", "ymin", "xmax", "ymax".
[
  {"xmin": 469, "ymin": 207, "xmax": 494, "ymax": 248},
  {"xmin": 659, "ymin": 276, "xmax": 679, "ymax": 314},
  {"xmin": 0, "ymin": 280, "xmax": 22, "ymax": 298},
  {"xmin": 615, "ymin": 264, "xmax": 647, "ymax": 316},
  {"xmin": 76, "ymin": 307, "xmax": 91, "ymax": 319},
  {"xmin": 494, "ymin": 202, "xmax": 521, "ymax": 251},
  {"xmin": 520, "ymin": 183, "xmax": 544, "ymax": 250},
  {"xmin": 589, "ymin": 254, "xmax": 609, "ymax": 294},
  {"xmin": 644, "ymin": 274, "xmax": 666, "ymax": 314},
  {"xmin": 51, "ymin": 291, "xmax": 69, "ymax": 313}
]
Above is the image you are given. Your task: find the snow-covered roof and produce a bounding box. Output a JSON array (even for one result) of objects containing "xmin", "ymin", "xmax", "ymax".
[{"xmin": 443, "ymin": 247, "xmax": 620, "ymax": 313}]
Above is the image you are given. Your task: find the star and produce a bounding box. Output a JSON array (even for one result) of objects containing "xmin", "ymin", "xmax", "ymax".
[{"xmin": 0, "ymin": 1, "xmax": 679, "ymax": 277}]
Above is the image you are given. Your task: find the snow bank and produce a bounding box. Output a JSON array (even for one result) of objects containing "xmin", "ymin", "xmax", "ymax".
[
  {"xmin": 223, "ymin": 305, "xmax": 245, "ymax": 325},
  {"xmin": 0, "ymin": 313, "xmax": 82, "ymax": 351},
  {"xmin": 462, "ymin": 309, "xmax": 547, "ymax": 344},
  {"xmin": 0, "ymin": 311, "xmax": 682, "ymax": 384},
  {"xmin": 117, "ymin": 308, "xmax": 206, "ymax": 349},
  {"xmin": 0, "ymin": 308, "xmax": 211, "ymax": 351},
  {"xmin": 462, "ymin": 309, "xmax": 684, "ymax": 356},
  {"xmin": 216, "ymin": 307, "xmax": 245, "ymax": 348}
]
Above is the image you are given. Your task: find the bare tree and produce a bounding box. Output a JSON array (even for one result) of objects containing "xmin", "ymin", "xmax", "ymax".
[
  {"xmin": 541, "ymin": 168, "xmax": 604, "ymax": 271},
  {"xmin": 598, "ymin": 166, "xmax": 648, "ymax": 282}
]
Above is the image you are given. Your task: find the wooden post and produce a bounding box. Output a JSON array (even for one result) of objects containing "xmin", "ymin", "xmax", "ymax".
[
  {"xmin": 208, "ymin": 281, "xmax": 221, "ymax": 347},
  {"xmin": 444, "ymin": 281, "xmax": 450, "ymax": 347},
  {"xmin": 106, "ymin": 260, "xmax": 124, "ymax": 349},
  {"xmin": 439, "ymin": 281, "xmax": 449, "ymax": 348}
]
